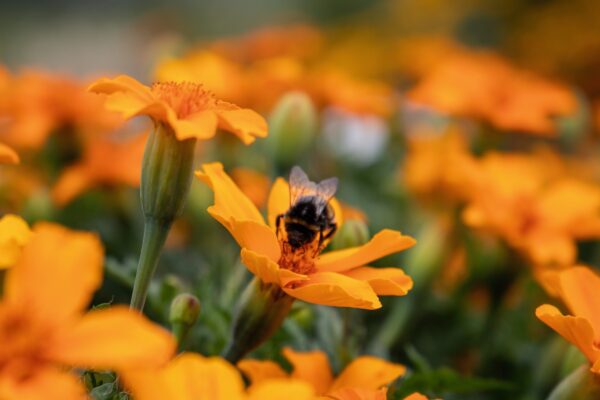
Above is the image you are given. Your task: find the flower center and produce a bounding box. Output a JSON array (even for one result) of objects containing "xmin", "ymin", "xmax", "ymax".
[
  {"xmin": 277, "ymin": 239, "xmax": 319, "ymax": 277},
  {"xmin": 151, "ymin": 82, "xmax": 217, "ymax": 118}
]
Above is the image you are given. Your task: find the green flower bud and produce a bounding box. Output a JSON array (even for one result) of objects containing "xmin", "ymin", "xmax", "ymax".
[
  {"xmin": 222, "ymin": 277, "xmax": 294, "ymax": 363},
  {"xmin": 330, "ymin": 219, "xmax": 370, "ymax": 250},
  {"xmin": 267, "ymin": 91, "xmax": 317, "ymax": 170},
  {"xmin": 169, "ymin": 293, "xmax": 201, "ymax": 347},
  {"xmin": 548, "ymin": 364, "xmax": 600, "ymax": 400}
]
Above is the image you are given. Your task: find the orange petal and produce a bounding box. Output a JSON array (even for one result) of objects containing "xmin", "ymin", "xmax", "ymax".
[
  {"xmin": 215, "ymin": 107, "xmax": 268, "ymax": 145},
  {"xmin": 197, "ymin": 163, "xmax": 280, "ymax": 261},
  {"xmin": 328, "ymin": 387, "xmax": 389, "ymax": 400},
  {"xmin": 51, "ymin": 165, "xmax": 93, "ymax": 206},
  {"xmin": 238, "ymin": 359, "xmax": 288, "ymax": 384},
  {"xmin": 168, "ymin": 110, "xmax": 218, "ymax": 141},
  {"xmin": 0, "ymin": 367, "xmax": 86, "ymax": 400},
  {"xmin": 404, "ymin": 393, "xmax": 429, "ymax": 400},
  {"xmin": 0, "ymin": 214, "xmax": 31, "ymax": 269},
  {"xmin": 4, "ymin": 223, "xmax": 103, "ymax": 323},
  {"xmin": 267, "ymin": 178, "xmax": 290, "ymax": 229},
  {"xmin": 342, "ymin": 267, "xmax": 413, "ymax": 296},
  {"xmin": 535, "ymin": 304, "xmax": 600, "ymax": 364},
  {"xmin": 283, "ymin": 272, "xmax": 381, "ymax": 309},
  {"xmin": 557, "ymin": 267, "xmax": 600, "ymax": 338},
  {"xmin": 50, "ymin": 306, "xmax": 175, "ymax": 370},
  {"xmin": 121, "ymin": 353, "xmax": 246, "ymax": 400},
  {"xmin": 330, "ymin": 356, "xmax": 405, "ymax": 392},
  {"xmin": 283, "ymin": 347, "xmax": 334, "ymax": 394},
  {"xmin": 247, "ymin": 379, "xmax": 316, "ymax": 400},
  {"xmin": 88, "ymin": 75, "xmax": 154, "ymax": 101},
  {"xmin": 0, "ymin": 143, "xmax": 19, "ymax": 164},
  {"xmin": 317, "ymin": 230, "xmax": 416, "ymax": 273},
  {"xmin": 241, "ymin": 248, "xmax": 308, "ymax": 287}
]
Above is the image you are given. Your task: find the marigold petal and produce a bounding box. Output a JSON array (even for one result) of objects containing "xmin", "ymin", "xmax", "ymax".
[
  {"xmin": 247, "ymin": 379, "xmax": 316, "ymax": 400},
  {"xmin": 317, "ymin": 230, "xmax": 416, "ymax": 273},
  {"xmin": 267, "ymin": 178, "xmax": 290, "ymax": 229},
  {"xmin": 282, "ymin": 347, "xmax": 334, "ymax": 394},
  {"xmin": 283, "ymin": 272, "xmax": 381, "ymax": 309},
  {"xmin": 0, "ymin": 214, "xmax": 31, "ymax": 269},
  {"xmin": 51, "ymin": 165, "xmax": 93, "ymax": 206},
  {"xmin": 238, "ymin": 359, "xmax": 288, "ymax": 384},
  {"xmin": 330, "ymin": 356, "xmax": 405, "ymax": 392},
  {"xmin": 215, "ymin": 107, "xmax": 268, "ymax": 145},
  {"xmin": 4, "ymin": 223, "xmax": 103, "ymax": 323},
  {"xmin": 50, "ymin": 306, "xmax": 175, "ymax": 370},
  {"xmin": 328, "ymin": 387, "xmax": 388, "ymax": 400},
  {"xmin": 241, "ymin": 248, "xmax": 308, "ymax": 286},
  {"xmin": 121, "ymin": 353, "xmax": 246, "ymax": 400},
  {"xmin": 557, "ymin": 267, "xmax": 600, "ymax": 338},
  {"xmin": 168, "ymin": 110, "xmax": 218, "ymax": 141},
  {"xmin": 0, "ymin": 367, "xmax": 86, "ymax": 400},
  {"xmin": 0, "ymin": 143, "xmax": 19, "ymax": 164},
  {"xmin": 342, "ymin": 267, "xmax": 413, "ymax": 296},
  {"xmin": 88, "ymin": 75, "xmax": 154, "ymax": 101},
  {"xmin": 535, "ymin": 304, "xmax": 600, "ymax": 364},
  {"xmin": 404, "ymin": 393, "xmax": 429, "ymax": 400}
]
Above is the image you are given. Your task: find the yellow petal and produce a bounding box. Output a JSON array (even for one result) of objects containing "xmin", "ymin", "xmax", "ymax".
[
  {"xmin": 238, "ymin": 359, "xmax": 288, "ymax": 384},
  {"xmin": 88, "ymin": 75, "xmax": 154, "ymax": 101},
  {"xmin": 4, "ymin": 223, "xmax": 103, "ymax": 323},
  {"xmin": 283, "ymin": 347, "xmax": 334, "ymax": 394},
  {"xmin": 342, "ymin": 267, "xmax": 413, "ymax": 296},
  {"xmin": 267, "ymin": 178, "xmax": 290, "ymax": 229},
  {"xmin": 535, "ymin": 304, "xmax": 600, "ymax": 364},
  {"xmin": 49, "ymin": 306, "xmax": 175, "ymax": 370},
  {"xmin": 0, "ymin": 367, "xmax": 86, "ymax": 400},
  {"xmin": 241, "ymin": 248, "xmax": 308, "ymax": 286},
  {"xmin": 317, "ymin": 230, "xmax": 416, "ymax": 273},
  {"xmin": 197, "ymin": 163, "xmax": 280, "ymax": 261},
  {"xmin": 0, "ymin": 214, "xmax": 31, "ymax": 269},
  {"xmin": 284, "ymin": 272, "xmax": 382, "ymax": 309},
  {"xmin": 328, "ymin": 387, "xmax": 388, "ymax": 400},
  {"xmin": 0, "ymin": 143, "xmax": 19, "ymax": 164},
  {"xmin": 247, "ymin": 379, "xmax": 316, "ymax": 400},
  {"xmin": 215, "ymin": 107, "xmax": 268, "ymax": 145},
  {"xmin": 557, "ymin": 267, "xmax": 600, "ymax": 338},
  {"xmin": 121, "ymin": 353, "xmax": 246, "ymax": 400},
  {"xmin": 330, "ymin": 356, "xmax": 405, "ymax": 392},
  {"xmin": 168, "ymin": 110, "xmax": 218, "ymax": 141}
]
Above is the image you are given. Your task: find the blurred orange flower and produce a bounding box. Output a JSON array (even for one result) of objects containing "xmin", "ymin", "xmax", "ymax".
[
  {"xmin": 0, "ymin": 143, "xmax": 18, "ymax": 164},
  {"xmin": 197, "ymin": 163, "xmax": 415, "ymax": 310},
  {"xmin": 536, "ymin": 266, "xmax": 600, "ymax": 374},
  {"xmin": 230, "ymin": 167, "xmax": 271, "ymax": 209},
  {"xmin": 121, "ymin": 352, "xmax": 316, "ymax": 400},
  {"xmin": 0, "ymin": 69, "xmax": 121, "ymax": 149},
  {"xmin": 404, "ymin": 394, "xmax": 430, "ymax": 400},
  {"xmin": 0, "ymin": 214, "xmax": 31, "ymax": 269},
  {"xmin": 461, "ymin": 152, "xmax": 600, "ymax": 266},
  {"xmin": 0, "ymin": 223, "xmax": 175, "ymax": 399},
  {"xmin": 89, "ymin": 75, "xmax": 267, "ymax": 144},
  {"xmin": 238, "ymin": 347, "xmax": 405, "ymax": 399},
  {"xmin": 408, "ymin": 51, "xmax": 577, "ymax": 135},
  {"xmin": 51, "ymin": 132, "xmax": 148, "ymax": 206}
]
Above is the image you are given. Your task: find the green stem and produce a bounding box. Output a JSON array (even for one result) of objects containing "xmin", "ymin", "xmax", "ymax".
[
  {"xmin": 547, "ymin": 364, "xmax": 600, "ymax": 400},
  {"xmin": 130, "ymin": 218, "xmax": 171, "ymax": 310}
]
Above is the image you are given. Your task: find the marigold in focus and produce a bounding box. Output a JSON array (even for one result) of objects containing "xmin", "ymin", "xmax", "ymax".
[
  {"xmin": 121, "ymin": 352, "xmax": 316, "ymax": 400},
  {"xmin": 0, "ymin": 222, "xmax": 175, "ymax": 399},
  {"xmin": 88, "ymin": 75, "xmax": 267, "ymax": 144},
  {"xmin": 197, "ymin": 163, "xmax": 415, "ymax": 310},
  {"xmin": 536, "ymin": 266, "xmax": 600, "ymax": 374},
  {"xmin": 238, "ymin": 347, "xmax": 405, "ymax": 399}
]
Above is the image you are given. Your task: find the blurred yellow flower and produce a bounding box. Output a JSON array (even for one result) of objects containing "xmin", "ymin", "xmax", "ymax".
[
  {"xmin": 536, "ymin": 266, "xmax": 600, "ymax": 375},
  {"xmin": 197, "ymin": 162, "xmax": 415, "ymax": 309},
  {"xmin": 88, "ymin": 75, "xmax": 267, "ymax": 144},
  {"xmin": 408, "ymin": 50, "xmax": 577, "ymax": 135},
  {"xmin": 238, "ymin": 347, "xmax": 405, "ymax": 399},
  {"xmin": 0, "ymin": 223, "xmax": 175, "ymax": 399},
  {"xmin": 0, "ymin": 214, "xmax": 31, "ymax": 269},
  {"xmin": 121, "ymin": 352, "xmax": 316, "ymax": 400},
  {"xmin": 51, "ymin": 132, "xmax": 148, "ymax": 206}
]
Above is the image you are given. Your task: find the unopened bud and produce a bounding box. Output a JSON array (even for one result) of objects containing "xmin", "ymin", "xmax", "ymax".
[
  {"xmin": 330, "ymin": 219, "xmax": 370, "ymax": 250},
  {"xmin": 169, "ymin": 293, "xmax": 200, "ymax": 346},
  {"xmin": 267, "ymin": 91, "xmax": 317, "ymax": 170},
  {"xmin": 547, "ymin": 365, "xmax": 600, "ymax": 400}
]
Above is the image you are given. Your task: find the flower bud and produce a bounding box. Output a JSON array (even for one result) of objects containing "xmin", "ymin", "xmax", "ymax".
[
  {"xmin": 330, "ymin": 219, "xmax": 370, "ymax": 250},
  {"xmin": 222, "ymin": 277, "xmax": 295, "ymax": 363},
  {"xmin": 169, "ymin": 293, "xmax": 201, "ymax": 346},
  {"xmin": 547, "ymin": 365, "xmax": 600, "ymax": 400},
  {"xmin": 267, "ymin": 91, "xmax": 317, "ymax": 170}
]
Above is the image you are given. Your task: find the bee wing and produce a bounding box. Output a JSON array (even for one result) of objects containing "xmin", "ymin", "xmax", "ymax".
[
  {"xmin": 289, "ymin": 166, "xmax": 318, "ymax": 206},
  {"xmin": 315, "ymin": 177, "xmax": 338, "ymax": 213}
]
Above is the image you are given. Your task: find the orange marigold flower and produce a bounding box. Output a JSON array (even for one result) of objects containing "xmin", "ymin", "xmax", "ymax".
[
  {"xmin": 408, "ymin": 50, "xmax": 577, "ymax": 135},
  {"xmin": 121, "ymin": 352, "xmax": 316, "ymax": 400},
  {"xmin": 238, "ymin": 347, "xmax": 405, "ymax": 399},
  {"xmin": 0, "ymin": 214, "xmax": 31, "ymax": 269},
  {"xmin": 461, "ymin": 152, "xmax": 600, "ymax": 266},
  {"xmin": 0, "ymin": 143, "xmax": 18, "ymax": 164},
  {"xmin": 0, "ymin": 69, "xmax": 121, "ymax": 149},
  {"xmin": 88, "ymin": 75, "xmax": 267, "ymax": 144},
  {"xmin": 197, "ymin": 163, "xmax": 415, "ymax": 310},
  {"xmin": 536, "ymin": 266, "xmax": 600, "ymax": 375},
  {"xmin": 0, "ymin": 222, "xmax": 175, "ymax": 399},
  {"xmin": 51, "ymin": 131, "xmax": 148, "ymax": 206},
  {"xmin": 230, "ymin": 167, "xmax": 271, "ymax": 209}
]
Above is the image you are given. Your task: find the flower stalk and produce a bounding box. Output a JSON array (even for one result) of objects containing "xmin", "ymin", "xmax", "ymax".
[{"xmin": 130, "ymin": 123, "xmax": 196, "ymax": 311}]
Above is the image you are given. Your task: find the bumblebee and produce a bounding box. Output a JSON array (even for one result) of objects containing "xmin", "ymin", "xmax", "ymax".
[{"xmin": 276, "ymin": 166, "xmax": 338, "ymax": 251}]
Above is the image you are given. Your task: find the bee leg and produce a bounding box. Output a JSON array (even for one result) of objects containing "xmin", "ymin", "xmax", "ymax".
[{"xmin": 323, "ymin": 223, "xmax": 337, "ymax": 243}]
